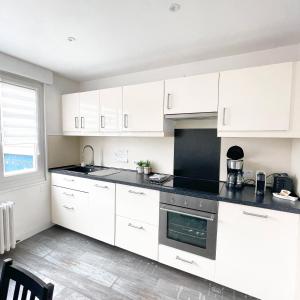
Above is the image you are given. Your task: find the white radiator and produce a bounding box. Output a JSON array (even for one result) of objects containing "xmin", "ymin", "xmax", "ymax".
[{"xmin": 0, "ymin": 201, "xmax": 16, "ymax": 254}]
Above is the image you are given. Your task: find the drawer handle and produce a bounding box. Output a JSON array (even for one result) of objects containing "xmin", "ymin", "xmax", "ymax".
[
  {"xmin": 64, "ymin": 178, "xmax": 75, "ymax": 182},
  {"xmin": 176, "ymin": 256, "xmax": 194, "ymax": 264},
  {"xmin": 128, "ymin": 223, "xmax": 144, "ymax": 230},
  {"xmin": 243, "ymin": 211, "xmax": 268, "ymax": 219},
  {"xmin": 167, "ymin": 93, "xmax": 172, "ymax": 109},
  {"xmin": 95, "ymin": 184, "xmax": 109, "ymax": 189},
  {"xmin": 63, "ymin": 205, "xmax": 74, "ymax": 210},
  {"xmin": 63, "ymin": 192, "xmax": 74, "ymax": 197},
  {"xmin": 128, "ymin": 190, "xmax": 145, "ymax": 195}
]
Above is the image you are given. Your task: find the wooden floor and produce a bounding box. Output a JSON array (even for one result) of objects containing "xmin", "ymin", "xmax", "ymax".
[{"xmin": 0, "ymin": 226, "xmax": 256, "ymax": 300}]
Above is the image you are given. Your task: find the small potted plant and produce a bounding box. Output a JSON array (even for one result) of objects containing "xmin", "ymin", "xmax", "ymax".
[
  {"xmin": 143, "ymin": 160, "xmax": 151, "ymax": 175},
  {"xmin": 136, "ymin": 160, "xmax": 144, "ymax": 174}
]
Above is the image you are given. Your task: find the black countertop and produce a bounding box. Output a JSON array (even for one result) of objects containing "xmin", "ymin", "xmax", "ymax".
[{"xmin": 49, "ymin": 166, "xmax": 300, "ymax": 215}]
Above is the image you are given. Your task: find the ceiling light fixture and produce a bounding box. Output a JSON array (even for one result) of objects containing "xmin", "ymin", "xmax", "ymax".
[
  {"xmin": 67, "ymin": 36, "xmax": 76, "ymax": 42},
  {"xmin": 169, "ymin": 3, "xmax": 181, "ymax": 12}
]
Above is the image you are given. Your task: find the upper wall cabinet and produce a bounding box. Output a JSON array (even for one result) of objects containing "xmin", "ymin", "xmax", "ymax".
[
  {"xmin": 164, "ymin": 73, "xmax": 219, "ymax": 115},
  {"xmin": 122, "ymin": 81, "xmax": 168, "ymax": 134},
  {"xmin": 217, "ymin": 62, "xmax": 293, "ymax": 135},
  {"xmin": 62, "ymin": 91, "xmax": 99, "ymax": 134},
  {"xmin": 62, "ymin": 93, "xmax": 80, "ymax": 133},
  {"xmin": 99, "ymin": 87, "xmax": 123, "ymax": 132}
]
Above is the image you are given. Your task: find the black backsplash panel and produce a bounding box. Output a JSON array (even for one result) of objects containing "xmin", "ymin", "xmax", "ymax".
[{"xmin": 174, "ymin": 129, "xmax": 221, "ymax": 181}]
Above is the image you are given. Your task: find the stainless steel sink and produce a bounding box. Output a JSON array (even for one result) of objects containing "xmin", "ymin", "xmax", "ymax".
[
  {"xmin": 65, "ymin": 166, "xmax": 120, "ymax": 177},
  {"xmin": 65, "ymin": 166, "xmax": 100, "ymax": 174}
]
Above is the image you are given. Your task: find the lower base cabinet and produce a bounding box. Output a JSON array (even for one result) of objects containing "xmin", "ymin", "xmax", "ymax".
[
  {"xmin": 115, "ymin": 216, "xmax": 158, "ymax": 260},
  {"xmin": 159, "ymin": 245, "xmax": 215, "ymax": 281},
  {"xmin": 52, "ymin": 186, "xmax": 89, "ymax": 235},
  {"xmin": 51, "ymin": 174, "xmax": 116, "ymax": 246},
  {"xmin": 215, "ymin": 202, "xmax": 300, "ymax": 300}
]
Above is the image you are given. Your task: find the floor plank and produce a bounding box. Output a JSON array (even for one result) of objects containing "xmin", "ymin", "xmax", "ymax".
[{"xmin": 0, "ymin": 226, "xmax": 257, "ymax": 300}]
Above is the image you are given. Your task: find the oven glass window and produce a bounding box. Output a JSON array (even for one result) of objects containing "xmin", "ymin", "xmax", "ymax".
[{"xmin": 167, "ymin": 211, "xmax": 207, "ymax": 249}]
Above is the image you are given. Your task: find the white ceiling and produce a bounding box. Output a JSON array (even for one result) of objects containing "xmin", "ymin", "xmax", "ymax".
[{"xmin": 0, "ymin": 0, "xmax": 299, "ymax": 81}]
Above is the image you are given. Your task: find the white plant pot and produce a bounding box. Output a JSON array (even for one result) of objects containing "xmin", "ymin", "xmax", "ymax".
[
  {"xmin": 144, "ymin": 167, "xmax": 151, "ymax": 175},
  {"xmin": 136, "ymin": 166, "xmax": 144, "ymax": 174}
]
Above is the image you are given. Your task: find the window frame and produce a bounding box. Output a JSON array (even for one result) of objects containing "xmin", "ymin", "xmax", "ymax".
[{"xmin": 0, "ymin": 71, "xmax": 46, "ymax": 190}]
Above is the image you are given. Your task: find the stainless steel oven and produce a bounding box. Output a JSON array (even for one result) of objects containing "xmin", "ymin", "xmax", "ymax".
[{"xmin": 159, "ymin": 192, "xmax": 218, "ymax": 260}]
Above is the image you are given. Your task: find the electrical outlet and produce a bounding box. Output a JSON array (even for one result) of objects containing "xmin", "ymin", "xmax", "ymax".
[{"xmin": 114, "ymin": 149, "xmax": 128, "ymax": 163}]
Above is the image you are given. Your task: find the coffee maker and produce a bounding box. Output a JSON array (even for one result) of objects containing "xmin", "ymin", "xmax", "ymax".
[{"xmin": 226, "ymin": 146, "xmax": 244, "ymax": 189}]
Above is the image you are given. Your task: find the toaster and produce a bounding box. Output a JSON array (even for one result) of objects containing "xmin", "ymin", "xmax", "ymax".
[{"xmin": 272, "ymin": 173, "xmax": 294, "ymax": 193}]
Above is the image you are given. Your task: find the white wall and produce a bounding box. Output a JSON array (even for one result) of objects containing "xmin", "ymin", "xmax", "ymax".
[
  {"xmin": 80, "ymin": 43, "xmax": 300, "ymax": 90},
  {"xmin": 0, "ymin": 51, "xmax": 53, "ymax": 84},
  {"xmin": 291, "ymin": 139, "xmax": 300, "ymax": 195}
]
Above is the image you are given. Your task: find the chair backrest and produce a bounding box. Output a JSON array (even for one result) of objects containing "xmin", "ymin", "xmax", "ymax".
[{"xmin": 0, "ymin": 258, "xmax": 54, "ymax": 300}]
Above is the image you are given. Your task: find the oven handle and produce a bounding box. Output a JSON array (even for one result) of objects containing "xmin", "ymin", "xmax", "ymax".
[{"xmin": 160, "ymin": 207, "xmax": 215, "ymax": 222}]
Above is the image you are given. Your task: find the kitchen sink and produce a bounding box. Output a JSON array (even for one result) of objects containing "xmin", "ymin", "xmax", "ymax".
[{"xmin": 65, "ymin": 166, "xmax": 100, "ymax": 174}]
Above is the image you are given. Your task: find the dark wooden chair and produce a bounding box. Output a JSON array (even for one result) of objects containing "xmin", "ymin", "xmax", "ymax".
[{"xmin": 0, "ymin": 258, "xmax": 54, "ymax": 300}]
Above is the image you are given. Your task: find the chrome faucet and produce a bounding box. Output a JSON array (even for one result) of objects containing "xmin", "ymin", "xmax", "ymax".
[{"xmin": 82, "ymin": 145, "xmax": 94, "ymax": 166}]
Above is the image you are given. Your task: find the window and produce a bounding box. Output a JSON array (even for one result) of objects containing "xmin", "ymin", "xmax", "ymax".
[{"xmin": 0, "ymin": 73, "xmax": 45, "ymax": 189}]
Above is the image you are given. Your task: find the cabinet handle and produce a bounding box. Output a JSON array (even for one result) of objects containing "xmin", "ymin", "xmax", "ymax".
[
  {"xmin": 75, "ymin": 117, "xmax": 79, "ymax": 129},
  {"xmin": 176, "ymin": 256, "xmax": 194, "ymax": 264},
  {"xmin": 167, "ymin": 93, "xmax": 172, "ymax": 109},
  {"xmin": 64, "ymin": 178, "xmax": 75, "ymax": 182},
  {"xmin": 100, "ymin": 115, "xmax": 105, "ymax": 128},
  {"xmin": 124, "ymin": 114, "xmax": 128, "ymax": 128},
  {"xmin": 63, "ymin": 192, "xmax": 74, "ymax": 197},
  {"xmin": 243, "ymin": 211, "xmax": 268, "ymax": 219},
  {"xmin": 81, "ymin": 117, "xmax": 85, "ymax": 129},
  {"xmin": 95, "ymin": 184, "xmax": 109, "ymax": 189},
  {"xmin": 63, "ymin": 205, "xmax": 74, "ymax": 210},
  {"xmin": 222, "ymin": 107, "xmax": 229, "ymax": 126},
  {"xmin": 128, "ymin": 223, "xmax": 144, "ymax": 230},
  {"xmin": 128, "ymin": 190, "xmax": 145, "ymax": 195}
]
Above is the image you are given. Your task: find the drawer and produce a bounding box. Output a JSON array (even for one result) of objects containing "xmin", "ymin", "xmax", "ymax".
[
  {"xmin": 51, "ymin": 186, "xmax": 89, "ymax": 234},
  {"xmin": 51, "ymin": 173, "xmax": 90, "ymax": 192},
  {"xmin": 115, "ymin": 216, "xmax": 158, "ymax": 260},
  {"xmin": 159, "ymin": 245, "xmax": 215, "ymax": 280},
  {"xmin": 116, "ymin": 184, "xmax": 159, "ymax": 225}
]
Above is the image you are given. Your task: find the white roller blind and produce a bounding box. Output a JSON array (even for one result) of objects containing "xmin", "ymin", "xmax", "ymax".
[{"xmin": 0, "ymin": 82, "xmax": 38, "ymax": 145}]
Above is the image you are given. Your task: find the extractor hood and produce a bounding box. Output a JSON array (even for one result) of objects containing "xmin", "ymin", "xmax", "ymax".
[{"xmin": 164, "ymin": 112, "xmax": 217, "ymax": 120}]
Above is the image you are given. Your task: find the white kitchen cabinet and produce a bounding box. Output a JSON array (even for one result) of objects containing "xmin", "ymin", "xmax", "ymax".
[
  {"xmin": 116, "ymin": 184, "xmax": 160, "ymax": 226},
  {"xmin": 215, "ymin": 202, "xmax": 300, "ymax": 300},
  {"xmin": 51, "ymin": 174, "xmax": 115, "ymax": 245},
  {"xmin": 62, "ymin": 93, "xmax": 80, "ymax": 132},
  {"xmin": 115, "ymin": 184, "xmax": 159, "ymax": 260},
  {"xmin": 164, "ymin": 73, "xmax": 219, "ymax": 115},
  {"xmin": 99, "ymin": 87, "xmax": 123, "ymax": 132},
  {"xmin": 115, "ymin": 215, "xmax": 158, "ymax": 260},
  {"xmin": 122, "ymin": 81, "xmax": 165, "ymax": 133},
  {"xmin": 52, "ymin": 186, "xmax": 89, "ymax": 235},
  {"xmin": 62, "ymin": 91, "xmax": 99, "ymax": 134},
  {"xmin": 87, "ymin": 180, "xmax": 115, "ymax": 245},
  {"xmin": 218, "ymin": 62, "xmax": 293, "ymax": 134},
  {"xmin": 159, "ymin": 245, "xmax": 215, "ymax": 281},
  {"xmin": 79, "ymin": 90, "xmax": 100, "ymax": 133}
]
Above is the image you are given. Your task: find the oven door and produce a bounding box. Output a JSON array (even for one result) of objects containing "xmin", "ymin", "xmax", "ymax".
[{"xmin": 159, "ymin": 203, "xmax": 218, "ymax": 259}]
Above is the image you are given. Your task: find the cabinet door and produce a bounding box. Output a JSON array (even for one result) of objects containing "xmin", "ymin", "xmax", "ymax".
[
  {"xmin": 164, "ymin": 73, "xmax": 219, "ymax": 114},
  {"xmin": 115, "ymin": 215, "xmax": 158, "ymax": 260},
  {"xmin": 218, "ymin": 62, "xmax": 293, "ymax": 132},
  {"xmin": 62, "ymin": 93, "xmax": 80, "ymax": 132},
  {"xmin": 88, "ymin": 181, "xmax": 115, "ymax": 245},
  {"xmin": 122, "ymin": 81, "xmax": 164, "ymax": 132},
  {"xmin": 51, "ymin": 186, "xmax": 89, "ymax": 235},
  {"xmin": 79, "ymin": 90, "xmax": 99, "ymax": 132},
  {"xmin": 215, "ymin": 202, "xmax": 299, "ymax": 300},
  {"xmin": 99, "ymin": 87, "xmax": 122, "ymax": 132}
]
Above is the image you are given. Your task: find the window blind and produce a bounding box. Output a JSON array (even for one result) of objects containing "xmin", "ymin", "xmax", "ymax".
[{"xmin": 1, "ymin": 82, "xmax": 38, "ymax": 145}]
